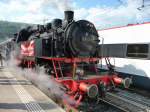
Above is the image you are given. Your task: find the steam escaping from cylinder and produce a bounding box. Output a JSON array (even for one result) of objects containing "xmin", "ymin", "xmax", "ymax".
[{"xmin": 5, "ymin": 50, "xmax": 77, "ymax": 105}]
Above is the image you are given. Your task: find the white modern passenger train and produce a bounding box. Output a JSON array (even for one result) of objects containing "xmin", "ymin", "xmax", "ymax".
[{"xmin": 98, "ymin": 22, "xmax": 150, "ymax": 90}]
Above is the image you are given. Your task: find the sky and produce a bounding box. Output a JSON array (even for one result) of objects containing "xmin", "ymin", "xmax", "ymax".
[{"xmin": 0, "ymin": 0, "xmax": 150, "ymax": 29}]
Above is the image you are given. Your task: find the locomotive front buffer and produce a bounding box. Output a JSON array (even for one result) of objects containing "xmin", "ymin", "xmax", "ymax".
[{"xmin": 42, "ymin": 57, "xmax": 132, "ymax": 109}]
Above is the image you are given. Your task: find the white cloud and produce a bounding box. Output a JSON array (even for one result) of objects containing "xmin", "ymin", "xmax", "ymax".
[
  {"xmin": 0, "ymin": 0, "xmax": 150, "ymax": 29},
  {"xmin": 74, "ymin": 0, "xmax": 150, "ymax": 29},
  {"xmin": 74, "ymin": 8, "xmax": 88, "ymax": 20},
  {"xmin": 0, "ymin": 0, "xmax": 73, "ymax": 24},
  {"xmin": 27, "ymin": 1, "xmax": 44, "ymax": 14}
]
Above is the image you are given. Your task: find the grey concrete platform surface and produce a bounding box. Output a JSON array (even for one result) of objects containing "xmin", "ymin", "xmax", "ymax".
[{"xmin": 0, "ymin": 67, "xmax": 65, "ymax": 112}]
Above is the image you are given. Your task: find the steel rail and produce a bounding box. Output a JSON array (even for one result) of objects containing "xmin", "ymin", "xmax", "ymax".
[
  {"xmin": 98, "ymin": 97, "xmax": 130, "ymax": 112},
  {"xmin": 115, "ymin": 88, "xmax": 150, "ymax": 108},
  {"xmin": 104, "ymin": 90, "xmax": 150, "ymax": 112}
]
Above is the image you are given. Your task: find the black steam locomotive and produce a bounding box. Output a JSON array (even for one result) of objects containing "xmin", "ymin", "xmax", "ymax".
[
  {"xmin": 15, "ymin": 11, "xmax": 99, "ymax": 58},
  {"xmin": 14, "ymin": 11, "xmax": 131, "ymax": 112}
]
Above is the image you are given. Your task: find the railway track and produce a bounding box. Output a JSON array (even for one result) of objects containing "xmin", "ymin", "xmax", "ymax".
[
  {"xmin": 98, "ymin": 98, "xmax": 128, "ymax": 112},
  {"xmin": 116, "ymin": 88, "xmax": 150, "ymax": 108},
  {"xmin": 100, "ymin": 88, "xmax": 150, "ymax": 112}
]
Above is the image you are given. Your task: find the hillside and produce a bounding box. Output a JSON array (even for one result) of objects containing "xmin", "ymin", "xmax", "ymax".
[{"xmin": 0, "ymin": 21, "xmax": 29, "ymax": 42}]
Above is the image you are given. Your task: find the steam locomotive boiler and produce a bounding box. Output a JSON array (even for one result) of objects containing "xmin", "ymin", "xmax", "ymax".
[
  {"xmin": 16, "ymin": 11, "xmax": 99, "ymax": 58},
  {"xmin": 14, "ymin": 11, "xmax": 131, "ymax": 111}
]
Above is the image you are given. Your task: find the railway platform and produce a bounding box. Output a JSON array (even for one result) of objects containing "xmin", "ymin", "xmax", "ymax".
[{"xmin": 0, "ymin": 67, "xmax": 65, "ymax": 112}]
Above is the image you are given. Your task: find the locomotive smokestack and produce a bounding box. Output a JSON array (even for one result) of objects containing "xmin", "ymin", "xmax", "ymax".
[{"xmin": 64, "ymin": 10, "xmax": 74, "ymax": 23}]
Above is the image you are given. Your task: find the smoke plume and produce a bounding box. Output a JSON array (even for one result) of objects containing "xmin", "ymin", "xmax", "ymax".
[{"xmin": 44, "ymin": 0, "xmax": 73, "ymax": 11}]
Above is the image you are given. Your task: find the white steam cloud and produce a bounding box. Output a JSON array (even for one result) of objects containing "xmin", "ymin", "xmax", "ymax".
[
  {"xmin": 0, "ymin": 0, "xmax": 73, "ymax": 24},
  {"xmin": 44, "ymin": 0, "xmax": 73, "ymax": 11},
  {"xmin": 6, "ymin": 51, "xmax": 76, "ymax": 105},
  {"xmin": 0, "ymin": 0, "xmax": 150, "ymax": 29}
]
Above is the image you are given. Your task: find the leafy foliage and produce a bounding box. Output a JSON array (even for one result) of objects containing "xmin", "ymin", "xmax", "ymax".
[{"xmin": 0, "ymin": 21, "xmax": 29, "ymax": 42}]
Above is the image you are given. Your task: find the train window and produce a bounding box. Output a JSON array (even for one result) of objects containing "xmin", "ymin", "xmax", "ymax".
[{"xmin": 126, "ymin": 44, "xmax": 149, "ymax": 58}]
